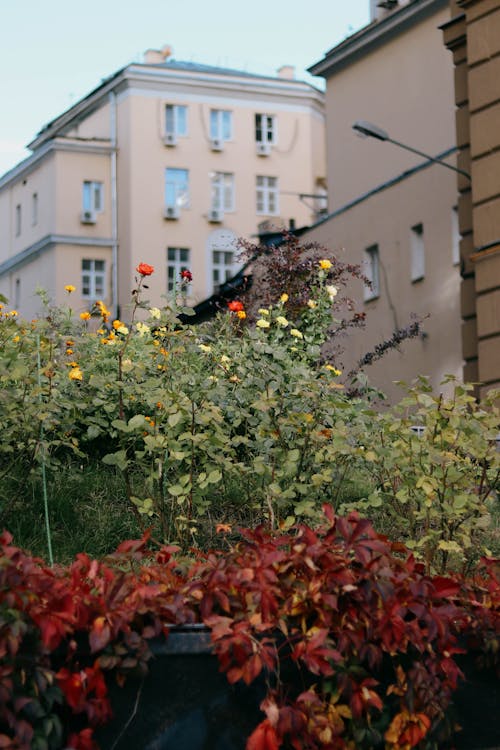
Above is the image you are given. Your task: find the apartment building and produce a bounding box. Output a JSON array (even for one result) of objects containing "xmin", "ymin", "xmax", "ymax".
[
  {"xmin": 443, "ymin": 0, "xmax": 500, "ymax": 395},
  {"xmin": 303, "ymin": 0, "xmax": 463, "ymax": 400},
  {"xmin": 0, "ymin": 50, "xmax": 325, "ymax": 319}
]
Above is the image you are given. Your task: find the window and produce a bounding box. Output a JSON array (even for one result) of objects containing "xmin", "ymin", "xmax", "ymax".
[
  {"xmin": 256, "ymin": 176, "xmax": 278, "ymax": 215},
  {"xmin": 212, "ymin": 249, "xmax": 236, "ymax": 293},
  {"xmin": 32, "ymin": 193, "xmax": 38, "ymax": 226},
  {"xmin": 255, "ymin": 113, "xmax": 276, "ymax": 143},
  {"xmin": 210, "ymin": 109, "xmax": 232, "ymax": 141},
  {"xmin": 82, "ymin": 259, "xmax": 106, "ymax": 300},
  {"xmin": 451, "ymin": 206, "xmax": 460, "ymax": 266},
  {"xmin": 165, "ymin": 104, "xmax": 188, "ymax": 137},
  {"xmin": 15, "ymin": 279, "xmax": 20, "ymax": 308},
  {"xmin": 15, "ymin": 204, "xmax": 21, "ymax": 236},
  {"xmin": 410, "ymin": 223, "xmax": 425, "ymax": 282},
  {"xmin": 165, "ymin": 168, "xmax": 190, "ymax": 209},
  {"xmin": 364, "ymin": 245, "xmax": 380, "ymax": 301},
  {"xmin": 211, "ymin": 172, "xmax": 235, "ymax": 212},
  {"xmin": 82, "ymin": 181, "xmax": 103, "ymax": 213},
  {"xmin": 167, "ymin": 247, "xmax": 190, "ymax": 293}
]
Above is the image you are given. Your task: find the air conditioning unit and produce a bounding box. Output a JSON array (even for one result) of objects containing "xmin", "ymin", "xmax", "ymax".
[
  {"xmin": 208, "ymin": 208, "xmax": 223, "ymax": 223},
  {"xmin": 210, "ymin": 138, "xmax": 224, "ymax": 152},
  {"xmin": 164, "ymin": 205, "xmax": 180, "ymax": 220},
  {"xmin": 256, "ymin": 142, "xmax": 271, "ymax": 157},
  {"xmin": 80, "ymin": 209, "xmax": 97, "ymax": 224},
  {"xmin": 163, "ymin": 133, "xmax": 177, "ymax": 147}
]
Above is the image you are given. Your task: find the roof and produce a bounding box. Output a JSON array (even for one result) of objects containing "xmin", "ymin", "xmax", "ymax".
[{"xmin": 308, "ymin": 0, "xmax": 448, "ymax": 78}]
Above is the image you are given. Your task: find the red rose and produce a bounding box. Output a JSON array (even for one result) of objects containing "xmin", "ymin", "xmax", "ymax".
[
  {"xmin": 180, "ymin": 269, "xmax": 193, "ymax": 281},
  {"xmin": 136, "ymin": 263, "xmax": 154, "ymax": 276},
  {"xmin": 227, "ymin": 300, "xmax": 244, "ymax": 312}
]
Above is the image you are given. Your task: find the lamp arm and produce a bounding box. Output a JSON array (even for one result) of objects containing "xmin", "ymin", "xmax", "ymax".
[{"xmin": 387, "ymin": 137, "xmax": 471, "ymax": 180}]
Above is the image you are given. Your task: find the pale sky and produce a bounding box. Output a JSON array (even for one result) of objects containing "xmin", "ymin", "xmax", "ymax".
[{"xmin": 0, "ymin": 0, "xmax": 370, "ymax": 177}]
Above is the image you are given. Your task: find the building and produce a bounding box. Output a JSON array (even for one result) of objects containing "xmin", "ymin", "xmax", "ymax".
[
  {"xmin": 442, "ymin": 0, "xmax": 500, "ymax": 395},
  {"xmin": 303, "ymin": 0, "xmax": 463, "ymax": 400},
  {"xmin": 0, "ymin": 50, "xmax": 325, "ymax": 319}
]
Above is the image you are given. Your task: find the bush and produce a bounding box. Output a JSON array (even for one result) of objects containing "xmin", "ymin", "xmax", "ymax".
[{"xmin": 1, "ymin": 510, "xmax": 499, "ymax": 750}]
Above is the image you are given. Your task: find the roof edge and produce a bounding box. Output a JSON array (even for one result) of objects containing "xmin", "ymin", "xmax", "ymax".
[{"xmin": 309, "ymin": 0, "xmax": 449, "ymax": 78}]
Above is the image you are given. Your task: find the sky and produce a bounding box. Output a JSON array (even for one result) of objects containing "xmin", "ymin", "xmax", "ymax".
[{"xmin": 0, "ymin": 0, "xmax": 369, "ymax": 177}]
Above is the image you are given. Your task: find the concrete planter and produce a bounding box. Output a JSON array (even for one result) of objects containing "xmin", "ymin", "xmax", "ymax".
[{"xmin": 95, "ymin": 628, "xmax": 500, "ymax": 750}]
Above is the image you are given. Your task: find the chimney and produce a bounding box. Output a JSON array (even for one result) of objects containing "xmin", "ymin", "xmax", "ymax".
[
  {"xmin": 277, "ymin": 65, "xmax": 295, "ymax": 80},
  {"xmin": 144, "ymin": 45, "xmax": 172, "ymax": 64},
  {"xmin": 370, "ymin": 0, "xmax": 408, "ymax": 22}
]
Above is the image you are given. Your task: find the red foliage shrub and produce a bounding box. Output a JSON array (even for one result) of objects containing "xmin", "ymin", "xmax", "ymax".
[{"xmin": 1, "ymin": 510, "xmax": 498, "ymax": 749}]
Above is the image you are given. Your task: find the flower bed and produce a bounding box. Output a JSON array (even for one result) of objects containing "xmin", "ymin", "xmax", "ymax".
[{"xmin": 1, "ymin": 509, "xmax": 499, "ymax": 749}]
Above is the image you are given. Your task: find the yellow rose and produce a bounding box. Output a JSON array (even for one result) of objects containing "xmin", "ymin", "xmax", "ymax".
[
  {"xmin": 80, "ymin": 311, "xmax": 91, "ymax": 321},
  {"xmin": 276, "ymin": 316, "xmax": 289, "ymax": 327},
  {"xmin": 307, "ymin": 300, "xmax": 317, "ymax": 309},
  {"xmin": 319, "ymin": 259, "xmax": 332, "ymax": 270},
  {"xmin": 280, "ymin": 293, "xmax": 289, "ymax": 303},
  {"xmin": 256, "ymin": 318, "xmax": 270, "ymax": 329},
  {"xmin": 64, "ymin": 284, "xmax": 76, "ymax": 293},
  {"xmin": 290, "ymin": 328, "xmax": 303, "ymax": 339},
  {"xmin": 69, "ymin": 367, "xmax": 83, "ymax": 381}
]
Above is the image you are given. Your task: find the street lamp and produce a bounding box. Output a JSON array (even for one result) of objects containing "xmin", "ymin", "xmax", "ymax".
[{"xmin": 352, "ymin": 120, "xmax": 471, "ymax": 180}]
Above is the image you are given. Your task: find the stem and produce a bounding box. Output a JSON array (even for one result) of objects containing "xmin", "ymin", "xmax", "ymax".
[{"xmin": 36, "ymin": 334, "xmax": 54, "ymax": 566}]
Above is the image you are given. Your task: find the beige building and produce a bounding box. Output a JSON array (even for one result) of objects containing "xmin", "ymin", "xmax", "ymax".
[
  {"xmin": 0, "ymin": 51, "xmax": 325, "ymax": 319},
  {"xmin": 443, "ymin": 0, "xmax": 500, "ymax": 394},
  {"xmin": 305, "ymin": 0, "xmax": 463, "ymax": 399}
]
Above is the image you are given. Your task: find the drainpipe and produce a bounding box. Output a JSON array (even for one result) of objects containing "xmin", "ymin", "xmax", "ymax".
[{"xmin": 109, "ymin": 90, "xmax": 118, "ymax": 319}]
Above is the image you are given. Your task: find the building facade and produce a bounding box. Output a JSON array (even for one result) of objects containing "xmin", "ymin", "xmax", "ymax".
[
  {"xmin": 304, "ymin": 0, "xmax": 463, "ymax": 400},
  {"xmin": 443, "ymin": 0, "xmax": 500, "ymax": 395},
  {"xmin": 0, "ymin": 52, "xmax": 325, "ymax": 319}
]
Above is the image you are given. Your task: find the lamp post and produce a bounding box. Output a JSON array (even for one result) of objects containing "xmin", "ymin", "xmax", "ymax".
[{"xmin": 352, "ymin": 120, "xmax": 471, "ymax": 181}]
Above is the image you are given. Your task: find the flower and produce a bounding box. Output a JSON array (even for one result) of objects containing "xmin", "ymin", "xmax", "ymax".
[
  {"xmin": 326, "ymin": 285, "xmax": 338, "ymax": 298},
  {"xmin": 198, "ymin": 343, "xmax": 212, "ymax": 352},
  {"xmin": 136, "ymin": 262, "xmax": 154, "ymax": 276},
  {"xmin": 237, "ymin": 310, "xmax": 246, "ymax": 319},
  {"xmin": 149, "ymin": 307, "xmax": 161, "ymax": 319},
  {"xmin": 66, "ymin": 349, "xmax": 73, "ymax": 355},
  {"xmin": 290, "ymin": 328, "xmax": 303, "ymax": 339},
  {"xmin": 258, "ymin": 308, "xmax": 270, "ymax": 316},
  {"xmin": 69, "ymin": 367, "xmax": 83, "ymax": 381},
  {"xmin": 64, "ymin": 284, "xmax": 76, "ymax": 293},
  {"xmin": 319, "ymin": 259, "xmax": 332, "ymax": 270},
  {"xmin": 280, "ymin": 293, "xmax": 289, "ymax": 303},
  {"xmin": 95, "ymin": 301, "xmax": 110, "ymax": 322},
  {"xmin": 80, "ymin": 311, "xmax": 91, "ymax": 321},
  {"xmin": 276, "ymin": 316, "xmax": 289, "ymax": 327},
  {"xmin": 180, "ymin": 269, "xmax": 193, "ymax": 282},
  {"xmin": 136, "ymin": 322, "xmax": 150, "ymax": 336},
  {"xmin": 227, "ymin": 300, "xmax": 244, "ymax": 312},
  {"xmin": 12, "ymin": 335, "xmax": 20, "ymax": 343},
  {"xmin": 256, "ymin": 318, "xmax": 270, "ymax": 329},
  {"xmin": 216, "ymin": 523, "xmax": 232, "ymax": 534},
  {"xmin": 9, "ymin": 310, "xmax": 18, "ymax": 317},
  {"xmin": 307, "ymin": 300, "xmax": 317, "ymax": 309},
  {"xmin": 324, "ymin": 364, "xmax": 342, "ymax": 376}
]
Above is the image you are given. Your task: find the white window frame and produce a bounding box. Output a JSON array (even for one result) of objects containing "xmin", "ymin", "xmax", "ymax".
[
  {"xmin": 255, "ymin": 113, "xmax": 276, "ymax": 144},
  {"xmin": 165, "ymin": 104, "xmax": 188, "ymax": 137},
  {"xmin": 410, "ymin": 223, "xmax": 425, "ymax": 282},
  {"xmin": 15, "ymin": 204, "xmax": 21, "ymax": 236},
  {"xmin": 212, "ymin": 248, "xmax": 237, "ymax": 293},
  {"xmin": 364, "ymin": 245, "xmax": 380, "ymax": 301},
  {"xmin": 211, "ymin": 172, "xmax": 235, "ymax": 212},
  {"xmin": 165, "ymin": 168, "xmax": 190, "ymax": 210},
  {"xmin": 167, "ymin": 247, "xmax": 191, "ymax": 294},
  {"xmin": 82, "ymin": 181, "xmax": 104, "ymax": 213},
  {"xmin": 256, "ymin": 175, "xmax": 279, "ymax": 215},
  {"xmin": 210, "ymin": 109, "xmax": 232, "ymax": 141},
  {"xmin": 81, "ymin": 259, "xmax": 106, "ymax": 300}
]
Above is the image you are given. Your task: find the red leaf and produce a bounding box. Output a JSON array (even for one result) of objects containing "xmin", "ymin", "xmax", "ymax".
[{"xmin": 247, "ymin": 720, "xmax": 280, "ymax": 750}]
